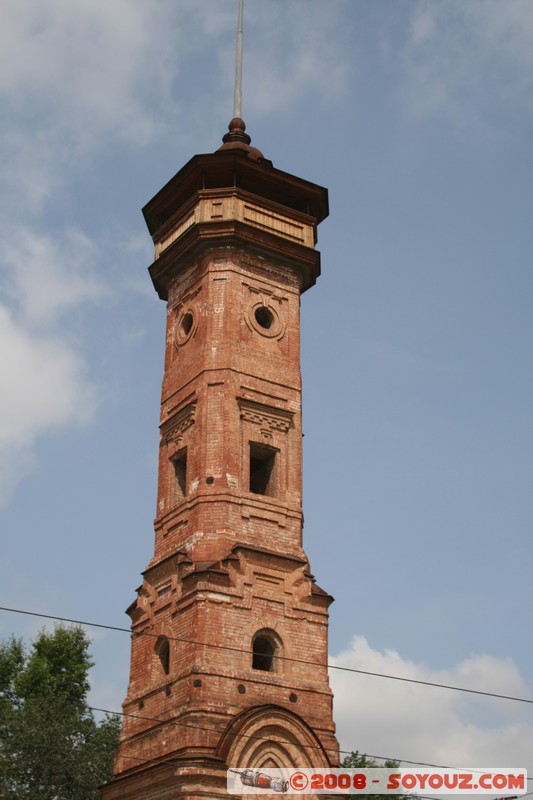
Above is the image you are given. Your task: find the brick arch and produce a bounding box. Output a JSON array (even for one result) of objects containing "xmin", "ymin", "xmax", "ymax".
[
  {"xmin": 217, "ymin": 704, "xmax": 333, "ymax": 769},
  {"xmin": 251, "ymin": 628, "xmax": 283, "ymax": 672},
  {"xmin": 149, "ymin": 623, "xmax": 175, "ymax": 681}
]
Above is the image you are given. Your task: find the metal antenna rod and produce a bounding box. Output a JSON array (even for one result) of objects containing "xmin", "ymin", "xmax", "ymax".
[{"xmin": 233, "ymin": 0, "xmax": 244, "ymax": 118}]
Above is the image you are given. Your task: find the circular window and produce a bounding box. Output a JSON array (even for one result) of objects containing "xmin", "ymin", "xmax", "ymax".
[
  {"xmin": 255, "ymin": 306, "xmax": 274, "ymax": 330},
  {"xmin": 248, "ymin": 302, "xmax": 283, "ymax": 339},
  {"xmin": 175, "ymin": 308, "xmax": 196, "ymax": 346},
  {"xmin": 180, "ymin": 312, "xmax": 193, "ymax": 336}
]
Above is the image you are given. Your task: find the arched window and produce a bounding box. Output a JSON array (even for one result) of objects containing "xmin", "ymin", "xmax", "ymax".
[
  {"xmin": 155, "ymin": 636, "xmax": 170, "ymax": 675},
  {"xmin": 252, "ymin": 633, "xmax": 276, "ymax": 672}
]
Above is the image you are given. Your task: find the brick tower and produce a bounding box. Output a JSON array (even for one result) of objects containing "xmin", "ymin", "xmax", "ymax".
[{"xmin": 101, "ymin": 118, "xmax": 339, "ymax": 800}]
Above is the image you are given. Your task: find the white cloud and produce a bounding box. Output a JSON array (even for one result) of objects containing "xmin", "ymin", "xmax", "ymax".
[
  {"xmin": 0, "ymin": 0, "xmax": 203, "ymax": 213},
  {"xmin": 0, "ymin": 224, "xmax": 106, "ymax": 503},
  {"xmin": 0, "ymin": 0, "xmax": 173, "ymax": 143},
  {"xmin": 0, "ymin": 304, "xmax": 97, "ymax": 479},
  {"xmin": 2, "ymin": 227, "xmax": 106, "ymax": 328},
  {"xmin": 330, "ymin": 636, "xmax": 533, "ymax": 775},
  {"xmin": 0, "ymin": 1, "xmax": 199, "ymax": 502},
  {"xmin": 397, "ymin": 0, "xmax": 533, "ymax": 137}
]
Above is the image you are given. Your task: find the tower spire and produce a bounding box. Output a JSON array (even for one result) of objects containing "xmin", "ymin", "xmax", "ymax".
[
  {"xmin": 233, "ymin": 0, "xmax": 244, "ymax": 119},
  {"xmin": 220, "ymin": 1, "xmax": 264, "ymax": 159}
]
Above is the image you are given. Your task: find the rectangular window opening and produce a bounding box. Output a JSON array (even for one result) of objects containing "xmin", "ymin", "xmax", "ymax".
[
  {"xmin": 172, "ymin": 448, "xmax": 187, "ymax": 500},
  {"xmin": 249, "ymin": 443, "xmax": 277, "ymax": 497}
]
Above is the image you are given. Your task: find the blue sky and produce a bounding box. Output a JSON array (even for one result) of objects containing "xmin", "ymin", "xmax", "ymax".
[{"xmin": 0, "ymin": 0, "xmax": 532, "ymax": 784}]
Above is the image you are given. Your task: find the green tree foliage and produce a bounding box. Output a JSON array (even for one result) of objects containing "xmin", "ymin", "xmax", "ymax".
[
  {"xmin": 0, "ymin": 626, "xmax": 121, "ymax": 800},
  {"xmin": 341, "ymin": 750, "xmax": 415, "ymax": 800}
]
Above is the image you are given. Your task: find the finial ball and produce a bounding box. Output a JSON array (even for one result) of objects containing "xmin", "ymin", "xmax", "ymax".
[
  {"xmin": 218, "ymin": 116, "xmax": 264, "ymax": 160},
  {"xmin": 228, "ymin": 117, "xmax": 246, "ymax": 133}
]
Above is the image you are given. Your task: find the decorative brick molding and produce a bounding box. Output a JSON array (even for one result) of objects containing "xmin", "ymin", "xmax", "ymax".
[
  {"xmin": 237, "ymin": 397, "xmax": 293, "ymax": 434},
  {"xmin": 160, "ymin": 401, "xmax": 196, "ymax": 445}
]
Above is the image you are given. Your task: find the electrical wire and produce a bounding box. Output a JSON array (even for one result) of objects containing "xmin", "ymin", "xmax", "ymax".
[
  {"xmin": 2, "ymin": 605, "xmax": 531, "ymax": 786},
  {"xmin": 3, "ymin": 724, "xmax": 529, "ymax": 800},
  {"xmin": 87, "ymin": 703, "xmax": 533, "ymax": 784},
  {"xmin": 1, "ymin": 693, "xmax": 529, "ymax": 789},
  {"xmin": 1, "ymin": 605, "xmax": 531, "ymax": 706}
]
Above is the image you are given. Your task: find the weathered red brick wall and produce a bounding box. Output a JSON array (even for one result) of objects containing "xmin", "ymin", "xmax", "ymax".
[{"xmin": 102, "ymin": 159, "xmax": 338, "ymax": 800}]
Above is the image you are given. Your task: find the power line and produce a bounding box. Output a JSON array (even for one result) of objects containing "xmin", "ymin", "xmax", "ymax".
[
  {"xmin": 4, "ymin": 715, "xmax": 530, "ymax": 797},
  {"xmin": 6, "ymin": 689, "xmax": 525, "ymax": 785},
  {"xmin": 1, "ymin": 605, "xmax": 531, "ymax": 706},
  {"xmin": 1, "ymin": 688, "xmax": 529, "ymax": 787},
  {"xmin": 88, "ymin": 704, "xmax": 533, "ymax": 784},
  {"xmin": 2, "ymin": 611, "xmax": 530, "ymax": 794}
]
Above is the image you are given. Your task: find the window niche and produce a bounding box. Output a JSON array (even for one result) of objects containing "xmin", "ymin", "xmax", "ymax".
[
  {"xmin": 251, "ymin": 632, "xmax": 278, "ymax": 672},
  {"xmin": 249, "ymin": 442, "xmax": 277, "ymax": 496},
  {"xmin": 155, "ymin": 636, "xmax": 170, "ymax": 675},
  {"xmin": 172, "ymin": 448, "xmax": 187, "ymax": 500}
]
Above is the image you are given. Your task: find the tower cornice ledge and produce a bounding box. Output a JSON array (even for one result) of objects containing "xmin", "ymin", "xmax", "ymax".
[{"xmin": 149, "ymin": 221, "xmax": 322, "ymax": 299}]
